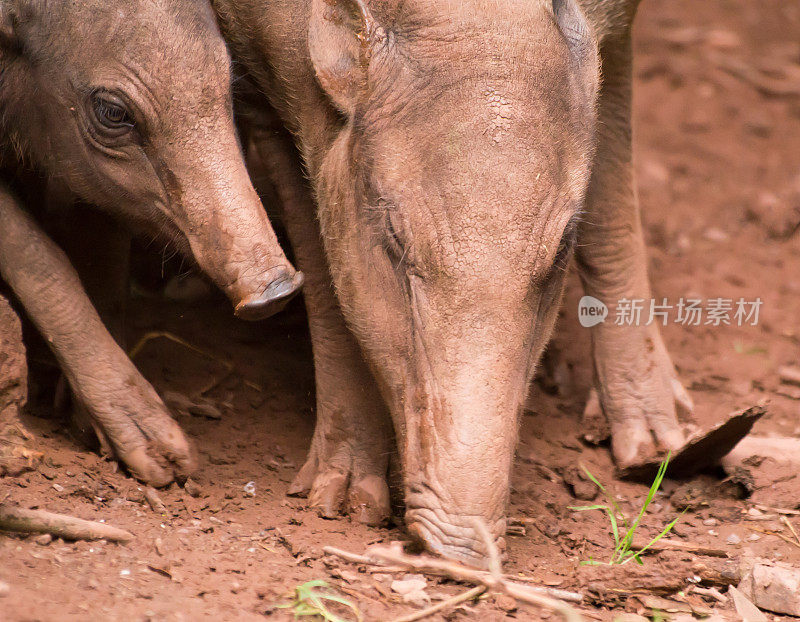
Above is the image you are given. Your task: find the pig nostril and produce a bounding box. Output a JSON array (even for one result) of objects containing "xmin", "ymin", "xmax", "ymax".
[{"xmin": 234, "ymin": 270, "xmax": 305, "ymax": 321}]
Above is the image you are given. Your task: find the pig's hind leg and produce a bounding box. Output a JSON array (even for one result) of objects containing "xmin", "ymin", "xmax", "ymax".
[
  {"xmin": 0, "ymin": 182, "xmax": 195, "ymax": 486},
  {"xmin": 247, "ymin": 124, "xmax": 393, "ymax": 525},
  {"xmin": 576, "ymin": 26, "xmax": 693, "ymax": 470}
]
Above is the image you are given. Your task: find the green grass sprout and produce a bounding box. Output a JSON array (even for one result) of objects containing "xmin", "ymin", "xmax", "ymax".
[
  {"xmin": 277, "ymin": 579, "xmax": 362, "ymax": 622},
  {"xmin": 570, "ymin": 453, "xmax": 683, "ymax": 565}
]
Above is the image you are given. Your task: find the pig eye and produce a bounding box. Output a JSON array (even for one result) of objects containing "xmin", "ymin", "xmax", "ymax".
[
  {"xmin": 384, "ymin": 209, "xmax": 407, "ymax": 260},
  {"xmin": 554, "ymin": 222, "xmax": 578, "ymax": 268},
  {"xmin": 90, "ymin": 92, "xmax": 135, "ymax": 134}
]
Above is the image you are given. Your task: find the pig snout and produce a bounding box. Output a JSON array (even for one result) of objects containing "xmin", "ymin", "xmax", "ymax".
[
  {"xmin": 175, "ymin": 141, "xmax": 304, "ymax": 322},
  {"xmin": 397, "ymin": 320, "xmax": 531, "ymax": 568},
  {"xmin": 406, "ymin": 490, "xmax": 509, "ymax": 569},
  {"xmin": 234, "ymin": 268, "xmax": 305, "ymax": 321},
  {"xmin": 188, "ymin": 227, "xmax": 304, "ymax": 322}
]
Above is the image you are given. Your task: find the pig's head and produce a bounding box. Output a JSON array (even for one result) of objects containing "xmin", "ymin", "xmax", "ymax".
[
  {"xmin": 0, "ymin": 0, "xmax": 302, "ymax": 319},
  {"xmin": 308, "ymin": 0, "xmax": 599, "ymax": 565}
]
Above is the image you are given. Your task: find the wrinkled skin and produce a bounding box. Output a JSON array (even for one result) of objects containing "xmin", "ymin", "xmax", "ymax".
[
  {"xmin": 0, "ymin": 0, "xmax": 302, "ymax": 485},
  {"xmin": 215, "ymin": 0, "xmax": 692, "ymax": 565}
]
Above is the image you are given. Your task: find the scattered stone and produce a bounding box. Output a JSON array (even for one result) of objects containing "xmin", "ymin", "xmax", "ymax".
[
  {"xmin": 726, "ymin": 534, "xmax": 741, "ymax": 545},
  {"xmin": 779, "ymin": 366, "xmax": 800, "ymax": 387},
  {"xmin": 738, "ymin": 560, "xmax": 800, "ymax": 617},
  {"xmin": 184, "ymin": 479, "xmax": 202, "ymax": 498},
  {"xmin": 729, "ymin": 585, "xmax": 768, "ymax": 622},
  {"xmin": 563, "ymin": 466, "xmax": 598, "ymax": 501},
  {"xmin": 35, "ymin": 533, "xmax": 53, "ymax": 546},
  {"xmin": 494, "ymin": 594, "xmax": 517, "ymax": 612},
  {"xmin": 703, "ymin": 518, "xmax": 719, "ymax": 526},
  {"xmin": 391, "ymin": 575, "xmax": 430, "ymax": 607},
  {"xmin": 243, "ymin": 481, "xmax": 256, "ymax": 497},
  {"xmin": 703, "ymin": 227, "xmax": 729, "ymax": 242}
]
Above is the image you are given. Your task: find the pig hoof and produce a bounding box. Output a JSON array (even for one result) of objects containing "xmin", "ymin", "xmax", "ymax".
[
  {"xmin": 72, "ymin": 393, "xmax": 197, "ymax": 487},
  {"xmin": 288, "ymin": 460, "xmax": 391, "ymax": 526},
  {"xmin": 348, "ymin": 475, "xmax": 392, "ymax": 525},
  {"xmin": 589, "ymin": 372, "xmax": 692, "ymax": 470},
  {"xmin": 587, "ymin": 323, "xmax": 695, "ymax": 471}
]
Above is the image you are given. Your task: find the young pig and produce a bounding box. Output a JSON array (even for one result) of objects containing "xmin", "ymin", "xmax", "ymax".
[{"xmin": 0, "ymin": 0, "xmax": 303, "ymax": 486}]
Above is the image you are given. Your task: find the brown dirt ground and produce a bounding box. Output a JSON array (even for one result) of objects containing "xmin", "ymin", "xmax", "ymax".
[{"xmin": 3, "ymin": 0, "xmax": 800, "ymax": 620}]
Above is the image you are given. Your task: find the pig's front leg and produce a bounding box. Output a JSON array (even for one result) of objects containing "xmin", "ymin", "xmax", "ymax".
[
  {"xmin": 247, "ymin": 124, "xmax": 392, "ymax": 525},
  {"xmin": 0, "ymin": 182, "xmax": 195, "ymax": 486},
  {"xmin": 576, "ymin": 31, "xmax": 693, "ymax": 470}
]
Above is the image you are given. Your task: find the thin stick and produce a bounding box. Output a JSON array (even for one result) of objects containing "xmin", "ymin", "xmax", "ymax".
[
  {"xmin": 747, "ymin": 526, "xmax": 800, "ymax": 550},
  {"xmin": 0, "ymin": 503, "xmax": 132, "ymax": 542},
  {"xmin": 690, "ymin": 585, "xmax": 728, "ymax": 604},
  {"xmin": 371, "ymin": 545, "xmax": 583, "ymax": 621},
  {"xmin": 629, "ymin": 537, "xmax": 729, "ymax": 558},
  {"xmin": 323, "ymin": 545, "xmax": 372, "ymax": 565},
  {"xmin": 472, "ymin": 518, "xmax": 503, "ymax": 583},
  {"xmin": 781, "ymin": 516, "xmax": 800, "ymax": 546},
  {"xmin": 755, "ymin": 504, "xmax": 800, "ymax": 516},
  {"xmin": 324, "ymin": 546, "xmax": 582, "ymax": 603},
  {"xmin": 390, "ymin": 586, "xmax": 485, "ymax": 622}
]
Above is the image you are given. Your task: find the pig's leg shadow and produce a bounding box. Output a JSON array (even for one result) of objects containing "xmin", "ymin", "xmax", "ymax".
[
  {"xmin": 575, "ymin": 27, "xmax": 694, "ymax": 471},
  {"xmin": 246, "ymin": 120, "xmax": 393, "ymax": 525},
  {"xmin": 0, "ymin": 182, "xmax": 195, "ymax": 487}
]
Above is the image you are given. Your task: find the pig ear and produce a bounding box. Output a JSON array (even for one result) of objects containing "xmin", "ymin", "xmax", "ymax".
[
  {"xmin": 552, "ymin": 0, "xmax": 599, "ymax": 99},
  {"xmin": 308, "ymin": 0, "xmax": 373, "ymax": 115}
]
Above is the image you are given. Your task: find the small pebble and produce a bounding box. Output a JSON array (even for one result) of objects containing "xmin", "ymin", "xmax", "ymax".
[
  {"xmin": 747, "ymin": 533, "xmax": 761, "ymax": 542},
  {"xmin": 0, "ymin": 581, "xmax": 9, "ymax": 597},
  {"xmin": 243, "ymin": 481, "xmax": 256, "ymax": 497},
  {"xmin": 495, "ymin": 594, "xmax": 517, "ymax": 612},
  {"xmin": 703, "ymin": 518, "xmax": 718, "ymax": 526},
  {"xmin": 703, "ymin": 227, "xmax": 730, "ymax": 242},
  {"xmin": 747, "ymin": 507, "xmax": 764, "ymax": 517},
  {"xmin": 184, "ymin": 479, "xmax": 202, "ymax": 498},
  {"xmin": 727, "ymin": 533, "xmax": 741, "ymax": 545},
  {"xmin": 120, "ymin": 569, "xmax": 131, "ymax": 577},
  {"xmin": 34, "ymin": 534, "xmax": 52, "ymax": 546}
]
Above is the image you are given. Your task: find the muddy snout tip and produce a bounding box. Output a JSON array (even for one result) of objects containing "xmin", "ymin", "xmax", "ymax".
[{"xmin": 234, "ymin": 270, "xmax": 305, "ymax": 321}]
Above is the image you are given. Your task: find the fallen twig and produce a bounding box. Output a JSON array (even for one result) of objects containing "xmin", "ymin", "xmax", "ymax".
[
  {"xmin": 322, "ymin": 545, "xmax": 582, "ymax": 603},
  {"xmin": 390, "ymin": 586, "xmax": 486, "ymax": 622},
  {"xmin": 325, "ymin": 541, "xmax": 583, "ymax": 621},
  {"xmin": 690, "ymin": 585, "xmax": 727, "ymax": 604},
  {"xmin": 0, "ymin": 503, "xmax": 132, "ymax": 542},
  {"xmin": 747, "ymin": 525, "xmax": 800, "ymax": 550},
  {"xmin": 630, "ymin": 537, "xmax": 729, "ymax": 558},
  {"xmin": 781, "ymin": 516, "xmax": 800, "ymax": 546},
  {"xmin": 371, "ymin": 544, "xmax": 583, "ymax": 620},
  {"xmin": 755, "ymin": 504, "xmax": 800, "ymax": 516}
]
